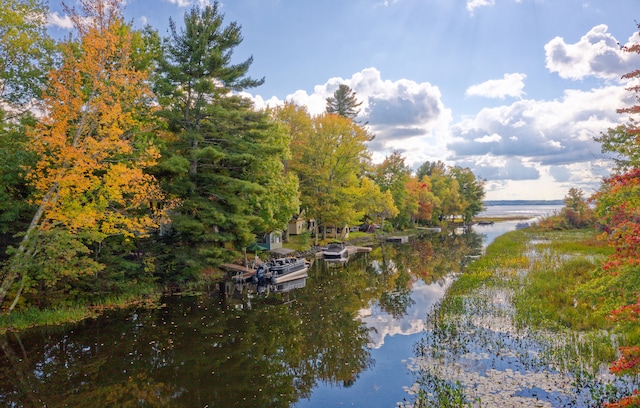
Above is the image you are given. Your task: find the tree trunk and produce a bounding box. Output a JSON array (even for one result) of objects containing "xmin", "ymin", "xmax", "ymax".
[{"xmin": 0, "ymin": 184, "xmax": 57, "ymax": 309}]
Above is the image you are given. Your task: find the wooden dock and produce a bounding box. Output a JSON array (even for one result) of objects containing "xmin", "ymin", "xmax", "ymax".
[{"xmin": 220, "ymin": 263, "xmax": 256, "ymax": 282}]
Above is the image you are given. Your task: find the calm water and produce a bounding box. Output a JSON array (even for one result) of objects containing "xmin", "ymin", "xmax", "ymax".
[{"xmin": 0, "ymin": 205, "xmax": 563, "ymax": 407}]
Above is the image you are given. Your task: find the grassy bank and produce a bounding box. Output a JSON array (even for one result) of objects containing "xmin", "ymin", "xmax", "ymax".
[
  {"xmin": 0, "ymin": 286, "xmax": 160, "ymax": 334},
  {"xmin": 413, "ymin": 227, "xmax": 636, "ymax": 407}
]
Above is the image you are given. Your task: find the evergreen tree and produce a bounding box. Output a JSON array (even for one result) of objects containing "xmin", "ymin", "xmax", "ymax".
[
  {"xmin": 154, "ymin": 3, "xmax": 297, "ymax": 281},
  {"xmin": 326, "ymin": 84, "xmax": 363, "ymax": 119}
]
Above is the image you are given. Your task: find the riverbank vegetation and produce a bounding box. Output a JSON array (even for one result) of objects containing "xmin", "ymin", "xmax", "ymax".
[{"xmin": 414, "ymin": 227, "xmax": 637, "ymax": 406}]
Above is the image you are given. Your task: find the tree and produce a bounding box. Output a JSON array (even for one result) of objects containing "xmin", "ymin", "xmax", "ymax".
[
  {"xmin": 450, "ymin": 166, "xmax": 485, "ymax": 224},
  {"xmin": 283, "ymin": 109, "xmax": 371, "ymax": 242},
  {"xmin": 428, "ymin": 166, "xmax": 463, "ymax": 224},
  {"xmin": 560, "ymin": 187, "xmax": 593, "ymax": 228},
  {"xmin": 0, "ymin": 0, "xmax": 54, "ymax": 116},
  {"xmin": 0, "ymin": 0, "xmax": 164, "ymax": 311},
  {"xmin": 325, "ymin": 84, "xmax": 363, "ymax": 119},
  {"xmin": 355, "ymin": 177, "xmax": 398, "ymax": 229},
  {"xmin": 154, "ymin": 3, "xmax": 297, "ymax": 279},
  {"xmin": 416, "ymin": 160, "xmax": 447, "ymax": 181},
  {"xmin": 0, "ymin": 0, "xmax": 55, "ymax": 252},
  {"xmin": 406, "ymin": 176, "xmax": 438, "ymax": 224},
  {"xmin": 371, "ymin": 152, "xmax": 412, "ymax": 228}
]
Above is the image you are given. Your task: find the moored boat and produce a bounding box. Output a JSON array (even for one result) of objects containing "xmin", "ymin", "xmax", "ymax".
[
  {"xmin": 254, "ymin": 256, "xmax": 310, "ymax": 285},
  {"xmin": 323, "ymin": 242, "xmax": 348, "ymax": 263}
]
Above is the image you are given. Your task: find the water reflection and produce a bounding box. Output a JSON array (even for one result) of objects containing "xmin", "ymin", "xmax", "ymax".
[{"xmin": 0, "ymin": 230, "xmax": 483, "ymax": 407}]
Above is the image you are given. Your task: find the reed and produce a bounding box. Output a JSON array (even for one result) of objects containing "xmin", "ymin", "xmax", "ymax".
[{"xmin": 0, "ymin": 285, "xmax": 160, "ymax": 333}]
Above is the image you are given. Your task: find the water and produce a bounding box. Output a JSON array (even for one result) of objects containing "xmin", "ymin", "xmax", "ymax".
[{"xmin": 0, "ymin": 205, "xmax": 582, "ymax": 407}]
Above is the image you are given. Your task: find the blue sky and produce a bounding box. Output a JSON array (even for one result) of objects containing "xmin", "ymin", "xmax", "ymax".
[{"xmin": 47, "ymin": 0, "xmax": 640, "ymax": 200}]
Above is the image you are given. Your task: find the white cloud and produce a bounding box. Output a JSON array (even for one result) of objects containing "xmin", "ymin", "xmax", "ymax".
[
  {"xmin": 466, "ymin": 0, "xmax": 495, "ymax": 15},
  {"xmin": 466, "ymin": 73, "xmax": 527, "ymax": 99},
  {"xmin": 474, "ymin": 134, "xmax": 502, "ymax": 143},
  {"xmin": 47, "ymin": 11, "xmax": 73, "ymax": 29},
  {"xmin": 165, "ymin": 0, "xmax": 210, "ymax": 7},
  {"xmin": 249, "ymin": 68, "xmax": 454, "ymax": 169},
  {"xmin": 545, "ymin": 24, "xmax": 640, "ymax": 81},
  {"xmin": 448, "ymin": 84, "xmax": 631, "ymax": 199}
]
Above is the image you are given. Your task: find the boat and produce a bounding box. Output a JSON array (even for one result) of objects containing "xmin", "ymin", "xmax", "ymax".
[
  {"xmin": 253, "ymin": 256, "xmax": 310, "ymax": 285},
  {"xmin": 323, "ymin": 242, "xmax": 349, "ymax": 263}
]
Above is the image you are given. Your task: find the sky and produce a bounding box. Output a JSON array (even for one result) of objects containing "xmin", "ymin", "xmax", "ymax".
[{"xmin": 46, "ymin": 0, "xmax": 640, "ymax": 200}]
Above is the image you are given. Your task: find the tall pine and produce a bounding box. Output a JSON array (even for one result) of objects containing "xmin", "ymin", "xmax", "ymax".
[{"xmin": 154, "ymin": 3, "xmax": 298, "ymax": 281}]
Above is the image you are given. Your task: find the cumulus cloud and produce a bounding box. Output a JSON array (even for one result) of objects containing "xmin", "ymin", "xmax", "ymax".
[
  {"xmin": 545, "ymin": 24, "xmax": 640, "ymax": 81},
  {"xmin": 47, "ymin": 11, "xmax": 73, "ymax": 29},
  {"xmin": 465, "ymin": 73, "xmax": 527, "ymax": 99},
  {"xmin": 446, "ymin": 84, "xmax": 632, "ymax": 198},
  {"xmin": 246, "ymin": 68, "xmax": 454, "ymax": 168},
  {"xmin": 467, "ymin": 0, "xmax": 495, "ymax": 15},
  {"xmin": 243, "ymin": 51, "xmax": 633, "ymax": 200},
  {"xmin": 450, "ymin": 85, "xmax": 628, "ymax": 165}
]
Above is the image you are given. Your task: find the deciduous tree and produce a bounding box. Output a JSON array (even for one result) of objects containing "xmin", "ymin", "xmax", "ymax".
[
  {"xmin": 0, "ymin": 0, "xmax": 163, "ymax": 310},
  {"xmin": 371, "ymin": 152, "xmax": 411, "ymax": 228},
  {"xmin": 284, "ymin": 110, "xmax": 371, "ymax": 242}
]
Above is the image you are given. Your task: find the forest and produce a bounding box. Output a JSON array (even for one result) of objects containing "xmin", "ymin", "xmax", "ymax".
[{"xmin": 0, "ymin": 0, "xmax": 485, "ymax": 312}]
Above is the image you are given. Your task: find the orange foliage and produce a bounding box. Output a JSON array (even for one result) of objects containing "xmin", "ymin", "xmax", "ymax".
[{"xmin": 27, "ymin": 0, "xmax": 162, "ymax": 238}]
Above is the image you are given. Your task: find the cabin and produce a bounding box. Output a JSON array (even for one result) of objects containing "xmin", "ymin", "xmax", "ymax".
[
  {"xmin": 287, "ymin": 217, "xmax": 307, "ymax": 235},
  {"xmin": 258, "ymin": 231, "xmax": 283, "ymax": 250},
  {"xmin": 319, "ymin": 224, "xmax": 350, "ymax": 240},
  {"xmin": 287, "ymin": 212, "xmax": 313, "ymax": 235}
]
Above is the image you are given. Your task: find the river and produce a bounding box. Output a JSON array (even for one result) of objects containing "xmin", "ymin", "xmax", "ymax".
[{"xmin": 0, "ymin": 205, "xmax": 567, "ymax": 407}]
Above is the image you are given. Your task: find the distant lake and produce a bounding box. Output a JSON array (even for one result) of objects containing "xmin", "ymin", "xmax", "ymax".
[{"xmin": 477, "ymin": 203, "xmax": 563, "ymax": 219}]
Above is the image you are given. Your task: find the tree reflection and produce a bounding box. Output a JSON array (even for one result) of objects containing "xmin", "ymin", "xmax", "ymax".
[{"xmin": 0, "ymin": 231, "xmax": 483, "ymax": 407}]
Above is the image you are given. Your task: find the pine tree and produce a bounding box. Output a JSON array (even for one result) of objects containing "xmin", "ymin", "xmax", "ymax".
[
  {"xmin": 154, "ymin": 3, "xmax": 297, "ymax": 279},
  {"xmin": 326, "ymin": 84, "xmax": 363, "ymax": 119}
]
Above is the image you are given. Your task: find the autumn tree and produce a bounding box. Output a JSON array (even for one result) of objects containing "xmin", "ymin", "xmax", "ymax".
[
  {"xmin": 0, "ymin": 0, "xmax": 164, "ymax": 311},
  {"xmin": 154, "ymin": 3, "xmax": 298, "ymax": 279},
  {"xmin": 325, "ymin": 84, "xmax": 363, "ymax": 119},
  {"xmin": 355, "ymin": 177, "xmax": 398, "ymax": 230},
  {"xmin": 372, "ymin": 152, "xmax": 412, "ymax": 228},
  {"xmin": 282, "ymin": 108, "xmax": 371, "ymax": 242},
  {"xmin": 406, "ymin": 176, "xmax": 438, "ymax": 224},
  {"xmin": 450, "ymin": 166, "xmax": 485, "ymax": 224},
  {"xmin": 592, "ymin": 22, "xmax": 640, "ymax": 408}
]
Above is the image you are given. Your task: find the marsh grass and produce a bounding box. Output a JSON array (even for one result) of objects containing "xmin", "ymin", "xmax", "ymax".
[
  {"xmin": 0, "ymin": 285, "xmax": 160, "ymax": 334},
  {"xmin": 412, "ymin": 227, "xmax": 635, "ymax": 407}
]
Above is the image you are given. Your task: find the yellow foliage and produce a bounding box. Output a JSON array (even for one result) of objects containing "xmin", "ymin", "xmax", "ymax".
[{"xmin": 26, "ymin": 0, "xmax": 163, "ymax": 239}]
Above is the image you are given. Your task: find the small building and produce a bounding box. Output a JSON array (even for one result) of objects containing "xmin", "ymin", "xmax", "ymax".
[
  {"xmin": 319, "ymin": 224, "xmax": 350, "ymax": 240},
  {"xmin": 287, "ymin": 218, "xmax": 306, "ymax": 235},
  {"xmin": 258, "ymin": 231, "xmax": 283, "ymax": 250}
]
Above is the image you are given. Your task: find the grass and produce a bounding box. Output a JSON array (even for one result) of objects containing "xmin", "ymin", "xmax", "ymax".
[
  {"xmin": 0, "ymin": 286, "xmax": 160, "ymax": 334},
  {"xmin": 414, "ymin": 227, "xmax": 635, "ymax": 406}
]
